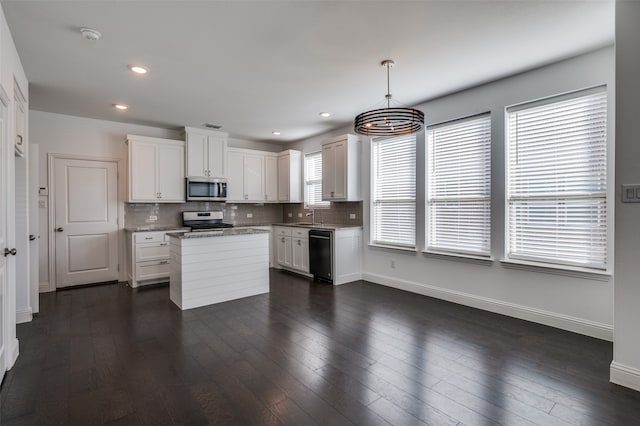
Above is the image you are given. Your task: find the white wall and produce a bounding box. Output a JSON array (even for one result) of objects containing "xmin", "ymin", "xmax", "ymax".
[
  {"xmin": 294, "ymin": 47, "xmax": 615, "ymax": 340},
  {"xmin": 610, "ymin": 0, "xmax": 640, "ymax": 392}
]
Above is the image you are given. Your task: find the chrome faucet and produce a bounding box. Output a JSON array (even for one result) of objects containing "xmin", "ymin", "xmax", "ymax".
[{"xmin": 306, "ymin": 209, "xmax": 315, "ymax": 225}]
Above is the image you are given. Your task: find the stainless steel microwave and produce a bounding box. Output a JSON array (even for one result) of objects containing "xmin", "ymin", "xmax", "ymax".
[{"xmin": 186, "ymin": 177, "xmax": 227, "ymax": 201}]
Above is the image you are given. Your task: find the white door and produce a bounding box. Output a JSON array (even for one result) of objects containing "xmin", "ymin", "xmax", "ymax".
[
  {"xmin": 0, "ymin": 95, "xmax": 8, "ymax": 381},
  {"xmin": 157, "ymin": 143, "xmax": 184, "ymax": 202},
  {"xmin": 54, "ymin": 158, "xmax": 119, "ymax": 288},
  {"xmin": 28, "ymin": 145, "xmax": 39, "ymax": 313},
  {"xmin": 244, "ymin": 154, "xmax": 264, "ymax": 201}
]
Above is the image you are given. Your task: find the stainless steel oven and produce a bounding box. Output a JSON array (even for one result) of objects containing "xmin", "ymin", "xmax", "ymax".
[{"xmin": 186, "ymin": 177, "xmax": 227, "ymax": 201}]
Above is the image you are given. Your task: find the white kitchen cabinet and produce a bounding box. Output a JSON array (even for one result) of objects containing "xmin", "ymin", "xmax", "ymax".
[
  {"xmin": 127, "ymin": 135, "xmax": 185, "ymax": 203},
  {"xmin": 275, "ymin": 226, "xmax": 309, "ymax": 274},
  {"xmin": 227, "ymin": 148, "xmax": 265, "ymax": 202},
  {"xmin": 126, "ymin": 230, "xmax": 186, "ymax": 288},
  {"xmin": 264, "ymin": 154, "xmax": 278, "ymax": 202},
  {"xmin": 322, "ymin": 134, "xmax": 361, "ymax": 201},
  {"xmin": 184, "ymin": 127, "xmax": 228, "ymax": 178},
  {"xmin": 277, "ymin": 150, "xmax": 302, "ymax": 203}
]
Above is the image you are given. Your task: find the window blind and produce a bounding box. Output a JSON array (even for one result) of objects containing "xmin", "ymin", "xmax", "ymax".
[
  {"xmin": 427, "ymin": 114, "xmax": 491, "ymax": 256},
  {"xmin": 371, "ymin": 134, "xmax": 416, "ymax": 248},
  {"xmin": 507, "ymin": 89, "xmax": 607, "ymax": 269},
  {"xmin": 305, "ymin": 152, "xmax": 329, "ymax": 208}
]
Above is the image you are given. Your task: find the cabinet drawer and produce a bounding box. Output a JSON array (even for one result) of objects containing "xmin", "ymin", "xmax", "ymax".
[
  {"xmin": 135, "ymin": 242, "xmax": 170, "ymax": 262},
  {"xmin": 275, "ymin": 227, "xmax": 292, "ymax": 237},
  {"xmin": 135, "ymin": 259, "xmax": 170, "ymax": 281},
  {"xmin": 134, "ymin": 232, "xmax": 164, "ymax": 243},
  {"xmin": 292, "ymin": 228, "xmax": 308, "ymax": 238}
]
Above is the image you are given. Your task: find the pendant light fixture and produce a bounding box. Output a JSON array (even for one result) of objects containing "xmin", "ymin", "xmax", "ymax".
[{"xmin": 354, "ymin": 60, "xmax": 424, "ymax": 136}]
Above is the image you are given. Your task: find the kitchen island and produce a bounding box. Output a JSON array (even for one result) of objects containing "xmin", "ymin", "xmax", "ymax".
[{"xmin": 166, "ymin": 228, "xmax": 270, "ymax": 310}]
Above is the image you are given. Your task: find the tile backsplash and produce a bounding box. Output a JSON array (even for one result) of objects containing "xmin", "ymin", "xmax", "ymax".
[
  {"xmin": 125, "ymin": 202, "xmax": 283, "ymax": 228},
  {"xmin": 281, "ymin": 201, "xmax": 363, "ymax": 226},
  {"xmin": 125, "ymin": 201, "xmax": 363, "ymax": 228}
]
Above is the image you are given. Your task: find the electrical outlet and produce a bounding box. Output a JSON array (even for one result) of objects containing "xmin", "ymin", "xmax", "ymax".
[
  {"xmin": 349, "ymin": 213, "xmax": 356, "ymax": 220},
  {"xmin": 149, "ymin": 215, "xmax": 157, "ymax": 221},
  {"xmin": 298, "ymin": 212, "xmax": 303, "ymax": 218},
  {"xmin": 247, "ymin": 213, "xmax": 253, "ymax": 218},
  {"xmin": 288, "ymin": 212, "xmax": 293, "ymax": 218},
  {"xmin": 390, "ymin": 259, "xmax": 396, "ymax": 269}
]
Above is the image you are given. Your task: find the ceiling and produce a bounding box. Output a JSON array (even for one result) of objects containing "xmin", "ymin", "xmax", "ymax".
[{"xmin": 2, "ymin": 1, "xmax": 614, "ymax": 144}]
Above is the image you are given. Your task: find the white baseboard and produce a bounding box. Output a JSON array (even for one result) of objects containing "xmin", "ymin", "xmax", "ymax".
[
  {"xmin": 39, "ymin": 281, "xmax": 54, "ymax": 293},
  {"xmin": 16, "ymin": 308, "xmax": 32, "ymax": 324},
  {"xmin": 611, "ymin": 361, "xmax": 640, "ymax": 392},
  {"xmin": 362, "ymin": 272, "xmax": 613, "ymax": 341}
]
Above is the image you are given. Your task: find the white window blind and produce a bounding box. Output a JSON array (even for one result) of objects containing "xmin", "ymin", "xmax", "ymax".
[
  {"xmin": 305, "ymin": 152, "xmax": 329, "ymax": 208},
  {"xmin": 507, "ymin": 88, "xmax": 608, "ymax": 269},
  {"xmin": 427, "ymin": 114, "xmax": 491, "ymax": 256},
  {"xmin": 371, "ymin": 134, "xmax": 416, "ymax": 248}
]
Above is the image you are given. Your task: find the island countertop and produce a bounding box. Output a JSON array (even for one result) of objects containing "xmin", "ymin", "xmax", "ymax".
[{"xmin": 166, "ymin": 228, "xmax": 271, "ymax": 239}]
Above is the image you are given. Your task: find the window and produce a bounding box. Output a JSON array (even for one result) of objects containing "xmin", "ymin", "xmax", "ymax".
[
  {"xmin": 427, "ymin": 114, "xmax": 491, "ymax": 256},
  {"xmin": 304, "ymin": 151, "xmax": 329, "ymax": 208},
  {"xmin": 506, "ymin": 88, "xmax": 607, "ymax": 270},
  {"xmin": 371, "ymin": 134, "xmax": 416, "ymax": 248}
]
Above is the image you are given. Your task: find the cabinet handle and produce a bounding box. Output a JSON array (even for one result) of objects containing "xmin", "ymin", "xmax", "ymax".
[
  {"xmin": 159, "ymin": 260, "xmax": 169, "ymax": 265},
  {"xmin": 159, "ymin": 242, "xmax": 168, "ymax": 246},
  {"xmin": 297, "ymin": 240, "xmax": 301, "ymax": 246},
  {"xmin": 145, "ymin": 237, "xmax": 153, "ymax": 240},
  {"xmin": 158, "ymin": 192, "xmax": 162, "ymax": 199},
  {"xmin": 16, "ymin": 135, "xmax": 23, "ymax": 146},
  {"xmin": 281, "ymin": 237, "xmax": 285, "ymax": 243},
  {"xmin": 244, "ymin": 195, "xmax": 248, "ymax": 200}
]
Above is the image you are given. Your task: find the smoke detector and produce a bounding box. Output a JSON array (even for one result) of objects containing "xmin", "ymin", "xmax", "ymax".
[{"xmin": 80, "ymin": 28, "xmax": 102, "ymax": 41}]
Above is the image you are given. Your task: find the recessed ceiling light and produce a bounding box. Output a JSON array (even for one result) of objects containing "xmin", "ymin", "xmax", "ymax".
[
  {"xmin": 272, "ymin": 131, "xmax": 281, "ymax": 136},
  {"xmin": 113, "ymin": 104, "xmax": 128, "ymax": 110},
  {"xmin": 80, "ymin": 27, "xmax": 102, "ymax": 41},
  {"xmin": 319, "ymin": 112, "xmax": 331, "ymax": 118},
  {"xmin": 128, "ymin": 65, "xmax": 149, "ymax": 75}
]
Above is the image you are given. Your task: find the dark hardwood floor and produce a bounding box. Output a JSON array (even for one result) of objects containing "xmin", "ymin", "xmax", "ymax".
[{"xmin": 2, "ymin": 270, "xmax": 639, "ymax": 425}]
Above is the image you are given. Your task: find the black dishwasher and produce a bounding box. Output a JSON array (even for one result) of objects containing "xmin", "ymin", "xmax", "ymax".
[{"xmin": 309, "ymin": 229, "xmax": 333, "ymax": 283}]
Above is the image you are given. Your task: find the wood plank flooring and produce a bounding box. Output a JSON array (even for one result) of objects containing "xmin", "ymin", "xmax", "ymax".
[{"xmin": 1, "ymin": 269, "xmax": 639, "ymax": 425}]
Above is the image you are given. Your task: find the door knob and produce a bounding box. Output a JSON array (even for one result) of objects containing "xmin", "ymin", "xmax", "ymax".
[
  {"xmin": 4, "ymin": 248, "xmax": 17, "ymax": 257},
  {"xmin": 29, "ymin": 234, "xmax": 36, "ymax": 241},
  {"xmin": 55, "ymin": 227, "xmax": 64, "ymax": 232}
]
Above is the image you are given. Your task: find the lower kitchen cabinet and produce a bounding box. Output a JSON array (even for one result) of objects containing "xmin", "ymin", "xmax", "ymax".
[
  {"xmin": 126, "ymin": 229, "xmax": 185, "ymax": 287},
  {"xmin": 274, "ymin": 226, "xmax": 309, "ymax": 274}
]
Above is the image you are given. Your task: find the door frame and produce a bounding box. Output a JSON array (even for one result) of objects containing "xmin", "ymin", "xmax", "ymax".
[{"xmin": 47, "ymin": 153, "xmax": 123, "ymax": 291}]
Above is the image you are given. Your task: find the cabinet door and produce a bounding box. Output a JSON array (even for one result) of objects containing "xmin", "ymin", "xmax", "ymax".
[
  {"xmin": 278, "ymin": 155, "xmax": 290, "ymax": 201},
  {"xmin": 157, "ymin": 143, "xmax": 185, "ymax": 202},
  {"xmin": 207, "ymin": 136, "xmax": 227, "ymax": 178},
  {"xmin": 276, "ymin": 235, "xmax": 289, "ymax": 266},
  {"xmin": 186, "ymin": 133, "xmax": 208, "ymax": 177},
  {"xmin": 264, "ymin": 155, "xmax": 278, "ymax": 202},
  {"xmin": 284, "ymin": 236, "xmax": 292, "ymax": 267},
  {"xmin": 244, "ymin": 154, "xmax": 264, "ymax": 201},
  {"xmin": 332, "ymin": 141, "xmax": 347, "ymax": 199},
  {"xmin": 226, "ymin": 151, "xmax": 245, "ymax": 201},
  {"xmin": 130, "ymin": 141, "xmax": 158, "ymax": 201},
  {"xmin": 322, "ymin": 143, "xmax": 334, "ymax": 200},
  {"xmin": 292, "ymin": 237, "xmax": 309, "ymax": 272}
]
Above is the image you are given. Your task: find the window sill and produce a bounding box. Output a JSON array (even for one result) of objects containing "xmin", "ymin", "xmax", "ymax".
[
  {"xmin": 422, "ymin": 250, "xmax": 493, "ymax": 266},
  {"xmin": 368, "ymin": 243, "xmax": 418, "ymax": 253},
  {"xmin": 500, "ymin": 258, "xmax": 611, "ymax": 281}
]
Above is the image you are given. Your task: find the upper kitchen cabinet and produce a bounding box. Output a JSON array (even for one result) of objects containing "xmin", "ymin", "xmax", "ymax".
[
  {"xmin": 278, "ymin": 150, "xmax": 302, "ymax": 203},
  {"xmin": 183, "ymin": 127, "xmax": 228, "ymax": 178},
  {"xmin": 127, "ymin": 135, "xmax": 185, "ymax": 203},
  {"xmin": 322, "ymin": 134, "xmax": 361, "ymax": 201},
  {"xmin": 227, "ymin": 148, "xmax": 265, "ymax": 202},
  {"xmin": 264, "ymin": 153, "xmax": 278, "ymax": 202}
]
